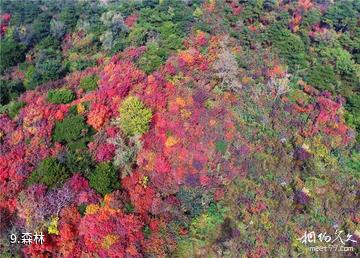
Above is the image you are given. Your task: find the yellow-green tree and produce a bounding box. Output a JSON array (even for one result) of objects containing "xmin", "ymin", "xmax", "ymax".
[{"xmin": 118, "ymin": 96, "xmax": 152, "ymax": 137}]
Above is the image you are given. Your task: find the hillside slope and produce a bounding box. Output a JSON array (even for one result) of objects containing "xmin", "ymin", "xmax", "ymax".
[{"xmin": 0, "ymin": 0, "xmax": 359, "ymax": 257}]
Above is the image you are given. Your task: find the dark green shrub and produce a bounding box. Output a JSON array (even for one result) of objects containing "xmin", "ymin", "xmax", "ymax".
[
  {"xmin": 0, "ymin": 101, "xmax": 25, "ymax": 119},
  {"xmin": 124, "ymin": 202, "xmax": 134, "ymax": 213},
  {"xmin": 6, "ymin": 101, "xmax": 26, "ymax": 119},
  {"xmin": 88, "ymin": 162, "xmax": 120, "ymax": 195},
  {"xmin": 194, "ymin": 22, "xmax": 211, "ymax": 33},
  {"xmin": 347, "ymin": 94, "xmax": 360, "ymax": 114},
  {"xmin": 138, "ymin": 42, "xmax": 168, "ymax": 74},
  {"xmin": 59, "ymin": 5, "xmax": 79, "ymax": 31},
  {"xmin": 304, "ymin": 64, "xmax": 336, "ymax": 92},
  {"xmin": 263, "ymin": 0, "xmax": 278, "ymax": 11},
  {"xmin": 53, "ymin": 115, "xmax": 88, "ymax": 143},
  {"xmin": 240, "ymin": 2, "xmax": 262, "ymax": 25},
  {"xmin": 67, "ymin": 136, "xmax": 93, "ymax": 152},
  {"xmin": 159, "ymin": 21, "xmax": 182, "ymax": 50},
  {"xmin": 127, "ymin": 25, "xmax": 149, "ymax": 47},
  {"xmin": 24, "ymin": 65, "xmax": 42, "ymax": 90},
  {"xmin": 27, "ymin": 157, "xmax": 69, "ymax": 188},
  {"xmin": 0, "ymin": 37, "xmax": 26, "ymax": 74},
  {"xmin": 118, "ymin": 96, "xmax": 152, "ymax": 136},
  {"xmin": 36, "ymin": 36, "xmax": 61, "ymax": 51},
  {"xmin": 36, "ymin": 49, "xmax": 65, "ymax": 82},
  {"xmin": 268, "ymin": 24, "xmax": 307, "ymax": 71},
  {"xmin": 67, "ymin": 59, "xmax": 97, "ymax": 72},
  {"xmin": 176, "ymin": 187, "xmax": 208, "ymax": 217},
  {"xmin": 318, "ymin": 47, "xmax": 355, "ymax": 76},
  {"xmin": 0, "ymin": 80, "xmax": 9, "ymax": 105},
  {"xmin": 345, "ymin": 94, "xmax": 360, "ymax": 135},
  {"xmin": 0, "ymin": 105, "xmax": 6, "ymax": 115},
  {"xmin": 47, "ymin": 88, "xmax": 75, "ymax": 104},
  {"xmin": 32, "ymin": 12, "xmax": 51, "ymax": 42},
  {"xmin": 65, "ymin": 149, "xmax": 94, "ymax": 176},
  {"xmin": 68, "ymin": 105, "xmax": 78, "ymax": 115},
  {"xmin": 345, "ymin": 150, "xmax": 360, "ymax": 178},
  {"xmin": 301, "ymin": 9, "xmax": 321, "ymax": 28},
  {"xmin": 79, "ymin": 75, "xmax": 99, "ymax": 92},
  {"xmin": 159, "ymin": 0, "xmax": 196, "ymax": 32},
  {"xmin": 78, "ymin": 203, "xmax": 87, "ymax": 217},
  {"xmin": 215, "ymin": 140, "xmax": 228, "ymax": 154},
  {"xmin": 323, "ymin": 1, "xmax": 358, "ymax": 32},
  {"xmin": 143, "ymin": 225, "xmax": 151, "ymax": 238},
  {"xmin": 110, "ymin": 36, "xmax": 128, "ymax": 55},
  {"xmin": 0, "ymin": 80, "xmax": 25, "ymax": 105}
]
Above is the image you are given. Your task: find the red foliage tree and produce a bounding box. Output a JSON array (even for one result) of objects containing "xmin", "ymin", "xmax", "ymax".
[
  {"xmin": 0, "ymin": 13, "xmax": 11, "ymax": 37},
  {"xmin": 78, "ymin": 198, "xmax": 144, "ymax": 257}
]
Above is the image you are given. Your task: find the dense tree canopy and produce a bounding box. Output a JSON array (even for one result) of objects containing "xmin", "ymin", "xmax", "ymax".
[{"xmin": 0, "ymin": 0, "xmax": 359, "ymax": 257}]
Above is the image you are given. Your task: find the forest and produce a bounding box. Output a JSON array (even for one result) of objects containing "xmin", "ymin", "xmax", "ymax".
[{"xmin": 0, "ymin": 0, "xmax": 359, "ymax": 257}]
